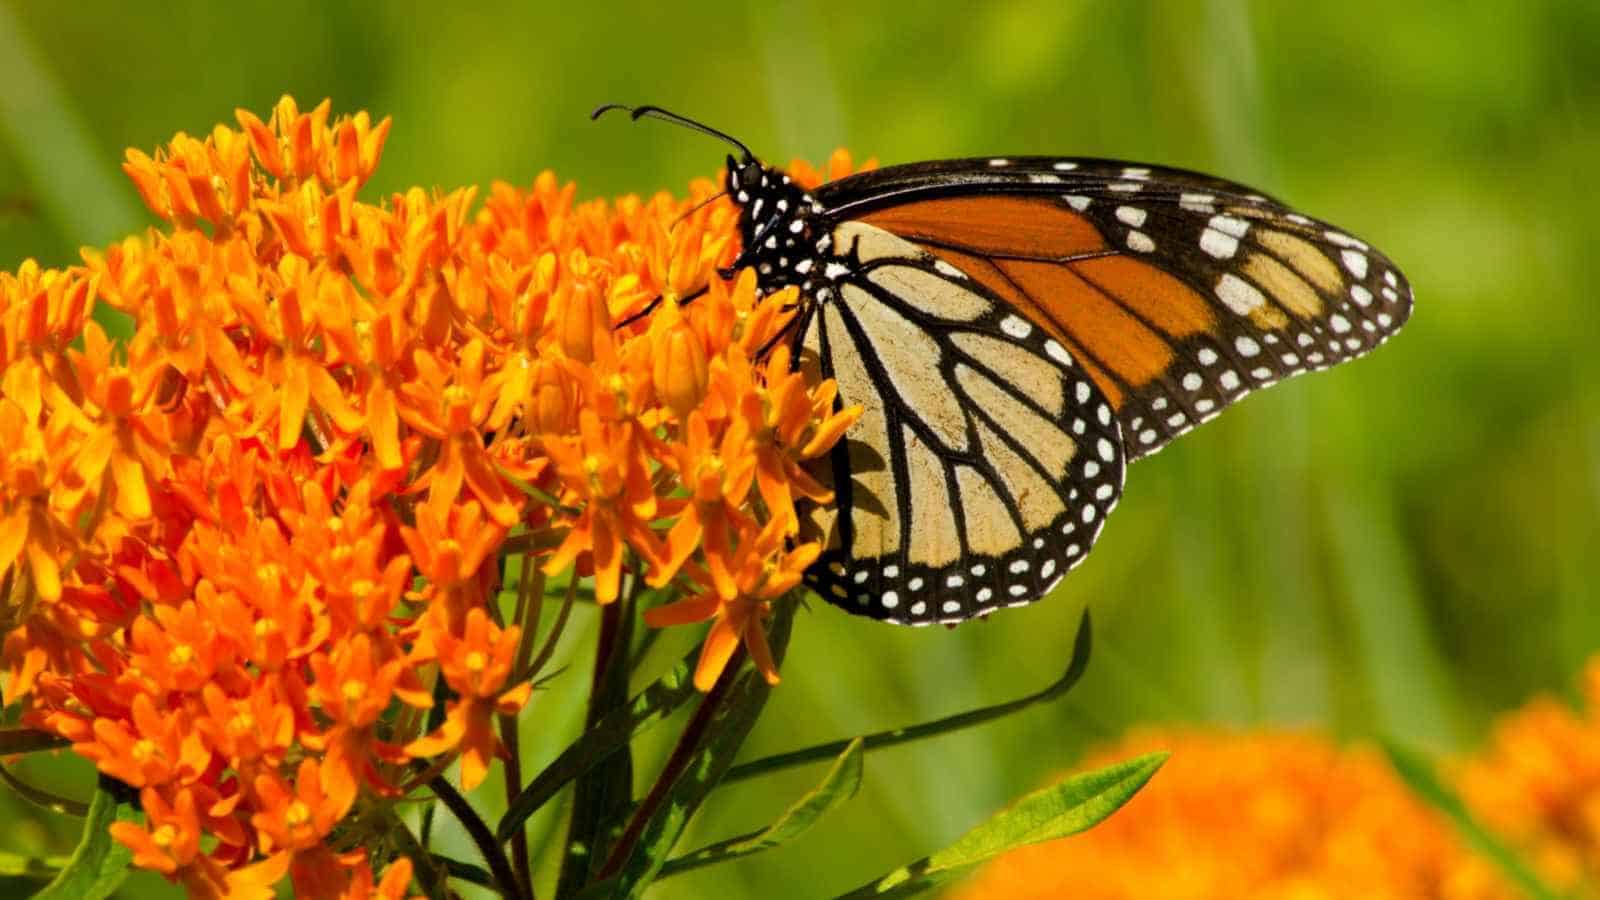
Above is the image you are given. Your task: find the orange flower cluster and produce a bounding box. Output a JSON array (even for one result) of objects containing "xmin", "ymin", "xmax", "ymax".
[
  {"xmin": 955, "ymin": 663, "xmax": 1600, "ymax": 900},
  {"xmin": 0, "ymin": 97, "xmax": 860, "ymax": 897},
  {"xmin": 1460, "ymin": 659, "xmax": 1600, "ymax": 895}
]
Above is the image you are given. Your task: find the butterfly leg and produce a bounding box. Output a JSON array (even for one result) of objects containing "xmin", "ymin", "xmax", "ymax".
[
  {"xmin": 752, "ymin": 301, "xmax": 810, "ymax": 361},
  {"xmin": 613, "ymin": 283, "xmax": 711, "ymax": 330}
]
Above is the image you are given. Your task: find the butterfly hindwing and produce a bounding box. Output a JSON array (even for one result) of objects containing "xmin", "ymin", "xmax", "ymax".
[{"xmin": 794, "ymin": 222, "xmax": 1125, "ymax": 625}]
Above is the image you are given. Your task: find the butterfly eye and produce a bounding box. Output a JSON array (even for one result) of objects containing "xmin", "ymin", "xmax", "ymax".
[{"xmin": 725, "ymin": 155, "xmax": 763, "ymax": 193}]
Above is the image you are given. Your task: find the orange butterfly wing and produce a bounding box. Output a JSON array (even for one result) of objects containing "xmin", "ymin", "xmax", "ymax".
[{"xmin": 828, "ymin": 159, "xmax": 1413, "ymax": 459}]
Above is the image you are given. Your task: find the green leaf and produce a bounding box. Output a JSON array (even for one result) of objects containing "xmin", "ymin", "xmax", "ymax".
[
  {"xmin": 833, "ymin": 752, "xmax": 1167, "ymax": 899},
  {"xmin": 604, "ymin": 599, "xmax": 798, "ymax": 899},
  {"xmin": 661, "ymin": 736, "xmax": 865, "ymax": 877},
  {"xmin": 429, "ymin": 855, "xmax": 496, "ymax": 891},
  {"xmin": 0, "ymin": 729, "xmax": 70, "ymax": 755},
  {"xmin": 1382, "ymin": 741, "xmax": 1565, "ymax": 900},
  {"xmin": 32, "ymin": 776, "xmax": 137, "ymax": 900},
  {"xmin": 0, "ymin": 851, "xmax": 69, "ymax": 879},
  {"xmin": 497, "ymin": 632, "xmax": 703, "ymax": 843},
  {"xmin": 725, "ymin": 611, "xmax": 1092, "ymax": 785}
]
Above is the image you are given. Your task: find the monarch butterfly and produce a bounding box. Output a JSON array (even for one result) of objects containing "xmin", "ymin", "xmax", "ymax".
[{"xmin": 596, "ymin": 105, "xmax": 1413, "ymax": 627}]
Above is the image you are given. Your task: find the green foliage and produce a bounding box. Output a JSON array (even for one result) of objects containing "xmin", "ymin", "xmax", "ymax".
[
  {"xmin": 599, "ymin": 603, "xmax": 798, "ymax": 899},
  {"xmin": 834, "ymin": 752, "xmax": 1167, "ymax": 898},
  {"xmin": 661, "ymin": 737, "xmax": 865, "ymax": 877},
  {"xmin": 0, "ymin": 731, "xmax": 69, "ymax": 756},
  {"xmin": 498, "ymin": 633, "xmax": 704, "ymax": 842},
  {"xmin": 0, "ymin": 851, "xmax": 69, "ymax": 880},
  {"xmin": 725, "ymin": 612, "xmax": 1091, "ymax": 785},
  {"xmin": 1383, "ymin": 741, "xmax": 1565, "ymax": 900},
  {"xmin": 31, "ymin": 779, "xmax": 135, "ymax": 900}
]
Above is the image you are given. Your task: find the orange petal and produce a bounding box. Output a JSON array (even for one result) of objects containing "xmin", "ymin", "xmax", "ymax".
[
  {"xmin": 0, "ymin": 506, "xmax": 28, "ymax": 577},
  {"xmin": 693, "ymin": 617, "xmax": 741, "ymax": 692},
  {"xmin": 278, "ymin": 359, "xmax": 310, "ymax": 450},
  {"xmin": 642, "ymin": 593, "xmax": 721, "ymax": 629},
  {"xmin": 109, "ymin": 449, "xmax": 152, "ymax": 519},
  {"xmin": 744, "ymin": 615, "xmax": 780, "ymax": 686},
  {"xmin": 23, "ymin": 535, "xmax": 62, "ymax": 602},
  {"xmin": 495, "ymin": 681, "xmax": 533, "ymax": 716},
  {"xmin": 405, "ymin": 702, "xmax": 468, "ymax": 758}
]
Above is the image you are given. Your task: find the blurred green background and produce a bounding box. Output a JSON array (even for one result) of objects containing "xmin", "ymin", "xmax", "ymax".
[{"xmin": 2, "ymin": 0, "xmax": 1596, "ymax": 896}]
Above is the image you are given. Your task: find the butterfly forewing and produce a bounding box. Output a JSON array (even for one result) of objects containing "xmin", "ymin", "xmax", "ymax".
[{"xmin": 814, "ymin": 157, "xmax": 1414, "ymax": 461}]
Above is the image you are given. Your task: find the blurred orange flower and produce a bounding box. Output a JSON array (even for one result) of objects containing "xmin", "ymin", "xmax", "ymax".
[
  {"xmin": 1459, "ymin": 659, "xmax": 1600, "ymax": 895},
  {"xmin": 955, "ymin": 660, "xmax": 1600, "ymax": 900},
  {"xmin": 951, "ymin": 729, "xmax": 1510, "ymax": 900}
]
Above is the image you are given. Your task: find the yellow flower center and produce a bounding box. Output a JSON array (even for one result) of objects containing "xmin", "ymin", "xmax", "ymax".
[
  {"xmin": 152, "ymin": 823, "xmax": 178, "ymax": 849},
  {"xmin": 229, "ymin": 711, "xmax": 255, "ymax": 735},
  {"xmin": 209, "ymin": 172, "xmax": 228, "ymax": 209},
  {"xmin": 131, "ymin": 738, "xmax": 158, "ymax": 762},
  {"xmin": 254, "ymin": 618, "xmax": 278, "ymax": 638},
  {"xmin": 465, "ymin": 650, "xmax": 487, "ymax": 674},
  {"xmin": 168, "ymin": 644, "xmax": 194, "ymax": 666},
  {"xmin": 342, "ymin": 679, "xmax": 365, "ymax": 703},
  {"xmin": 285, "ymin": 800, "xmax": 311, "ymax": 828}
]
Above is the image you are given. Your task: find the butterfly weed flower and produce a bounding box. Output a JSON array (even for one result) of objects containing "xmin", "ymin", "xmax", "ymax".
[
  {"xmin": 0, "ymin": 97, "xmax": 861, "ymax": 897},
  {"xmin": 957, "ymin": 667, "xmax": 1600, "ymax": 900},
  {"xmin": 1458, "ymin": 658, "xmax": 1600, "ymax": 894},
  {"xmin": 952, "ymin": 730, "xmax": 1513, "ymax": 900}
]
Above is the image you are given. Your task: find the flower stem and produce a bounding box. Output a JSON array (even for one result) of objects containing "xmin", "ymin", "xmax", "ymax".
[
  {"xmin": 502, "ymin": 556, "xmax": 543, "ymax": 897},
  {"xmin": 555, "ymin": 572, "xmax": 636, "ymax": 898},
  {"xmin": 594, "ymin": 644, "xmax": 746, "ymax": 881},
  {"xmin": 429, "ymin": 771, "xmax": 529, "ymax": 900},
  {"xmin": 500, "ymin": 713, "xmax": 533, "ymax": 899}
]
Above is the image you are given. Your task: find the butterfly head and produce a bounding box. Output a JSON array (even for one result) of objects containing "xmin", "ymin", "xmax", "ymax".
[
  {"xmin": 724, "ymin": 159, "xmax": 828, "ymax": 289},
  {"xmin": 590, "ymin": 104, "xmax": 831, "ymax": 290}
]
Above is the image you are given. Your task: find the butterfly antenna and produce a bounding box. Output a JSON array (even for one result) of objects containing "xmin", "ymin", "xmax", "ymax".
[{"xmin": 591, "ymin": 103, "xmax": 755, "ymax": 161}]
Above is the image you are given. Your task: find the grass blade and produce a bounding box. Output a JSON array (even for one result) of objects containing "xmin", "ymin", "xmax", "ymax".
[{"xmin": 833, "ymin": 752, "xmax": 1167, "ymax": 899}]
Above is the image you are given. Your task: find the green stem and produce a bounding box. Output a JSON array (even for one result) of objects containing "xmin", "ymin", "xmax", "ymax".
[
  {"xmin": 594, "ymin": 645, "xmax": 747, "ymax": 881},
  {"xmin": 429, "ymin": 772, "xmax": 528, "ymax": 900},
  {"xmin": 526, "ymin": 575, "xmax": 577, "ymax": 681},
  {"xmin": 555, "ymin": 571, "xmax": 636, "ymax": 899},
  {"xmin": 0, "ymin": 762, "xmax": 88, "ymax": 817}
]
